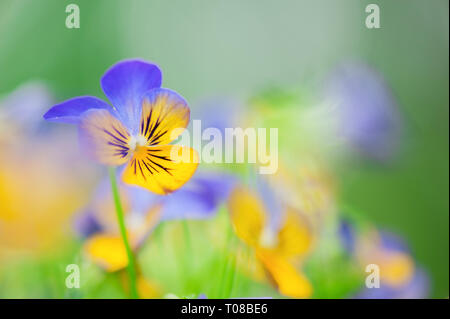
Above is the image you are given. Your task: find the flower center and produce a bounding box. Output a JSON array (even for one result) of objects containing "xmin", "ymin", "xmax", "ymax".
[
  {"xmin": 128, "ymin": 134, "xmax": 147, "ymax": 151},
  {"xmin": 259, "ymin": 227, "xmax": 278, "ymax": 248}
]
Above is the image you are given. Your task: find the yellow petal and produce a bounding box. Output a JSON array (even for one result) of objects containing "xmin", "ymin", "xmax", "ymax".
[
  {"xmin": 227, "ymin": 186, "xmax": 266, "ymax": 248},
  {"xmin": 257, "ymin": 249, "xmax": 312, "ymax": 298},
  {"xmin": 137, "ymin": 276, "xmax": 161, "ymax": 299},
  {"xmin": 382, "ymin": 252, "xmax": 415, "ymax": 286},
  {"xmin": 118, "ymin": 272, "xmax": 161, "ymax": 298},
  {"xmin": 140, "ymin": 88, "xmax": 190, "ymax": 146},
  {"xmin": 122, "ymin": 145, "xmax": 198, "ymax": 195},
  {"xmin": 276, "ymin": 207, "xmax": 313, "ymax": 258},
  {"xmin": 84, "ymin": 234, "xmax": 128, "ymax": 272}
]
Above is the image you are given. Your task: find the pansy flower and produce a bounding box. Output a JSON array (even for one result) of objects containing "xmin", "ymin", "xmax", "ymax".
[
  {"xmin": 44, "ymin": 59, "xmax": 198, "ymax": 194},
  {"xmin": 227, "ymin": 178, "xmax": 314, "ymax": 298},
  {"xmin": 323, "ymin": 62, "xmax": 403, "ymax": 163},
  {"xmin": 339, "ymin": 221, "xmax": 429, "ymax": 299}
]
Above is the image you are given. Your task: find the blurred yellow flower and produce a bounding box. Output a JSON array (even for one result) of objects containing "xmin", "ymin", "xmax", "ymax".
[
  {"xmin": 228, "ymin": 185, "xmax": 314, "ymax": 298},
  {"xmin": 0, "ymin": 132, "xmax": 98, "ymax": 258}
]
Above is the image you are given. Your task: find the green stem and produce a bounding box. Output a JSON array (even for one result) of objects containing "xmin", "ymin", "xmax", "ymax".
[
  {"xmin": 223, "ymin": 253, "xmax": 237, "ymax": 298},
  {"xmin": 182, "ymin": 220, "xmax": 192, "ymax": 254},
  {"xmin": 219, "ymin": 223, "xmax": 237, "ymax": 298},
  {"xmin": 108, "ymin": 167, "xmax": 139, "ymax": 299},
  {"xmin": 182, "ymin": 220, "xmax": 192, "ymax": 276},
  {"xmin": 183, "ymin": 220, "xmax": 193, "ymax": 269},
  {"xmin": 179, "ymin": 220, "xmax": 193, "ymax": 293}
]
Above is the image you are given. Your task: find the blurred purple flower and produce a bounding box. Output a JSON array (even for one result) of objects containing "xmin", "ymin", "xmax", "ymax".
[
  {"xmin": 339, "ymin": 222, "xmax": 430, "ymax": 299},
  {"xmin": 357, "ymin": 269, "xmax": 429, "ymax": 299},
  {"xmin": 0, "ymin": 81, "xmax": 53, "ymax": 137},
  {"xmin": 192, "ymin": 97, "xmax": 241, "ymax": 133},
  {"xmin": 73, "ymin": 209, "xmax": 102, "ymax": 238},
  {"xmin": 325, "ymin": 63, "xmax": 403, "ymax": 162}
]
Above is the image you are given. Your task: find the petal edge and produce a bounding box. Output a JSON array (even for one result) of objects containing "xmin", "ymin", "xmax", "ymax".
[
  {"xmin": 101, "ymin": 59, "xmax": 162, "ymax": 130},
  {"xmin": 43, "ymin": 96, "xmax": 111, "ymax": 124}
]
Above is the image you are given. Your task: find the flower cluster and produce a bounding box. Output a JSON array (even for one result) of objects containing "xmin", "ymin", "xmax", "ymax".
[{"xmin": 0, "ymin": 59, "xmax": 432, "ymax": 299}]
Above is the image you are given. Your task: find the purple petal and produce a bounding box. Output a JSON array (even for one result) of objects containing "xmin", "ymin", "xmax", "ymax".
[
  {"xmin": 325, "ymin": 62, "xmax": 403, "ymax": 162},
  {"xmin": 356, "ymin": 269, "xmax": 429, "ymax": 299},
  {"xmin": 127, "ymin": 184, "xmax": 161, "ymax": 215},
  {"xmin": 43, "ymin": 96, "xmax": 111, "ymax": 124},
  {"xmin": 101, "ymin": 59, "xmax": 162, "ymax": 131},
  {"xmin": 400, "ymin": 268, "xmax": 429, "ymax": 299},
  {"xmin": 161, "ymin": 172, "xmax": 237, "ymax": 221},
  {"xmin": 73, "ymin": 210, "xmax": 102, "ymax": 238},
  {"xmin": 379, "ymin": 231, "xmax": 410, "ymax": 254},
  {"xmin": 338, "ymin": 220, "xmax": 356, "ymax": 254},
  {"xmin": 2, "ymin": 81, "xmax": 54, "ymax": 130},
  {"xmin": 256, "ymin": 177, "xmax": 283, "ymax": 233}
]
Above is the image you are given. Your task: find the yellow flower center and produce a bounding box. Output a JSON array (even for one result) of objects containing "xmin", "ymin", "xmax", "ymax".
[{"xmin": 381, "ymin": 252, "xmax": 414, "ymax": 286}]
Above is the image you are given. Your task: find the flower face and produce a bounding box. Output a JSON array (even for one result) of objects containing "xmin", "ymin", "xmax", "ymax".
[
  {"xmin": 362, "ymin": 231, "xmax": 429, "ymax": 298},
  {"xmin": 227, "ymin": 182, "xmax": 314, "ymax": 298},
  {"xmin": 44, "ymin": 60, "xmax": 198, "ymax": 194},
  {"xmin": 340, "ymin": 223, "xmax": 430, "ymax": 299}
]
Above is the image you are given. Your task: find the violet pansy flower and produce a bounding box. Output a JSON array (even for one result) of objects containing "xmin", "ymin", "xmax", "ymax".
[{"xmin": 44, "ymin": 59, "xmax": 198, "ymax": 194}]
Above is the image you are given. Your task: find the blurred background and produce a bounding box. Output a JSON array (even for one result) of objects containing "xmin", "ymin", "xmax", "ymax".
[{"xmin": 0, "ymin": 0, "xmax": 448, "ymax": 298}]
